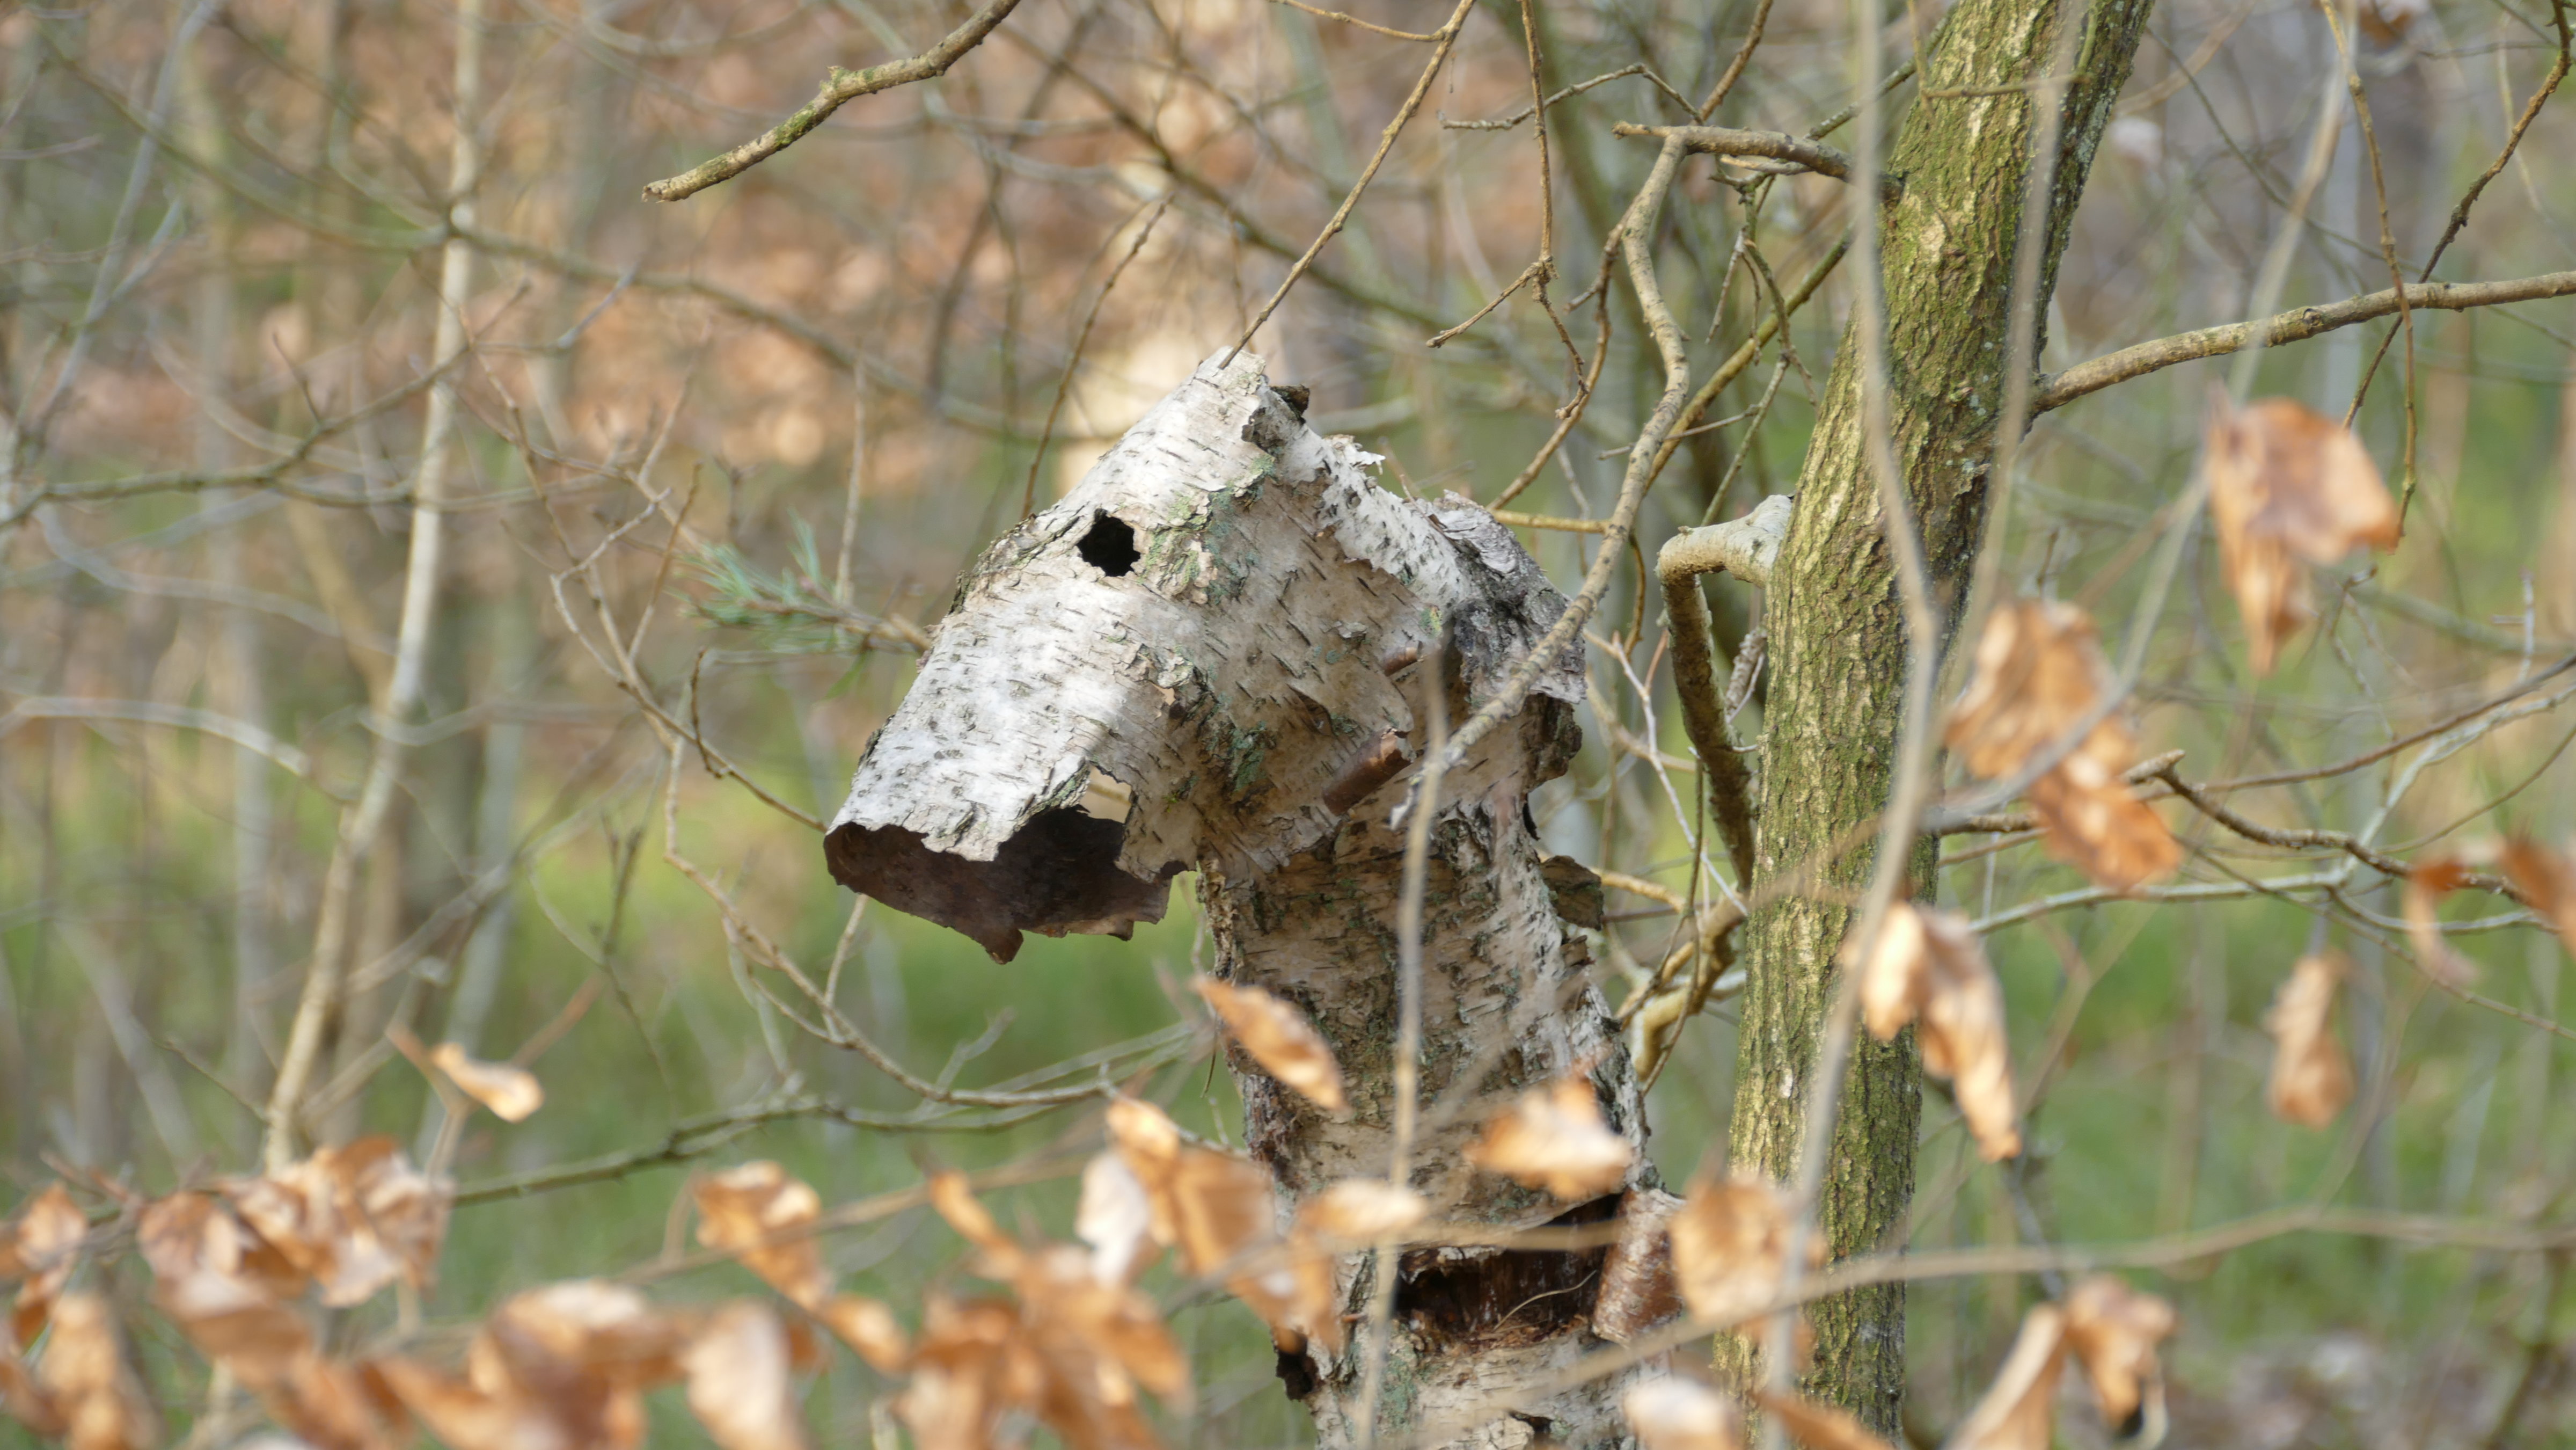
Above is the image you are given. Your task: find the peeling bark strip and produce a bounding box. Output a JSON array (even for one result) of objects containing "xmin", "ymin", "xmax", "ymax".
[
  {"xmin": 832, "ymin": 353, "xmax": 1652, "ymax": 1447},
  {"xmin": 1718, "ymin": 0, "xmax": 2155, "ymax": 1431}
]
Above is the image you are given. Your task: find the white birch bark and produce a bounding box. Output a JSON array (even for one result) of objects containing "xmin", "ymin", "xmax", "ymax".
[{"xmin": 834, "ymin": 352, "xmax": 1652, "ymax": 1448}]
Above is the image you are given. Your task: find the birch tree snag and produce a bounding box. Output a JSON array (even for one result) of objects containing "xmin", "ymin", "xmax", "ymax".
[
  {"xmin": 831, "ymin": 353, "xmax": 1650, "ymax": 1447},
  {"xmin": 1718, "ymin": 0, "xmax": 2155, "ymax": 1430}
]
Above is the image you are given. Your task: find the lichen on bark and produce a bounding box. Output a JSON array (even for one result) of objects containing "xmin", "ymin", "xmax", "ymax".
[{"xmin": 1716, "ymin": 0, "xmax": 2155, "ymax": 1431}]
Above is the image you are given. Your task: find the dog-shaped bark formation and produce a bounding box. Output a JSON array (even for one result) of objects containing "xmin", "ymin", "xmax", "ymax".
[{"xmin": 831, "ymin": 352, "xmax": 1650, "ymax": 1448}]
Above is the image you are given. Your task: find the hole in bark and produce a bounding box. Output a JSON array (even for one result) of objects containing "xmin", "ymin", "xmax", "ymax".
[
  {"xmin": 1395, "ymin": 1195, "xmax": 1616, "ymax": 1351},
  {"xmin": 823, "ymin": 807, "xmax": 1175, "ymax": 963},
  {"xmin": 1274, "ymin": 1346, "xmax": 1320, "ymax": 1401},
  {"xmin": 1078, "ymin": 512, "xmax": 1139, "ymax": 576}
]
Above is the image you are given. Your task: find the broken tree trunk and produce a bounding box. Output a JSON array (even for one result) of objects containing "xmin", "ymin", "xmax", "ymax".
[
  {"xmin": 831, "ymin": 353, "xmax": 1653, "ymax": 1448},
  {"xmin": 1715, "ymin": 0, "xmax": 2155, "ymax": 1431}
]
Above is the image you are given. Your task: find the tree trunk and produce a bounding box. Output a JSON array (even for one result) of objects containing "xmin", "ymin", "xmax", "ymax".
[{"xmin": 1717, "ymin": 0, "xmax": 2154, "ymax": 1430}]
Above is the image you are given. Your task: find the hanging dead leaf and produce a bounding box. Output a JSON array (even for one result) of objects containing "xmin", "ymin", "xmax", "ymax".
[
  {"xmin": 1946, "ymin": 599, "xmax": 2178, "ymax": 892},
  {"xmin": 1949, "ymin": 1302, "xmax": 2065, "ymax": 1450},
  {"xmin": 429, "ymin": 1044, "xmax": 545, "ymax": 1123},
  {"xmin": 1191, "ymin": 978, "xmax": 1348, "ymax": 1113},
  {"xmin": 1464, "ymin": 1075, "xmax": 1634, "ymax": 1200},
  {"xmin": 33, "ymin": 1293, "xmax": 160, "ymax": 1450},
  {"xmin": 2262, "ymin": 953, "xmax": 2354, "ymax": 1128},
  {"xmin": 484, "ymin": 1280, "xmax": 689, "ymax": 1395},
  {"xmin": 1100, "ymin": 1098, "xmax": 1320, "ymax": 1353},
  {"xmin": 682, "ymin": 1302, "xmax": 812, "ymax": 1450},
  {"xmin": 1591, "ymin": 1188, "xmax": 1685, "ymax": 1344},
  {"xmin": 11, "ymin": 1185, "xmax": 86, "ymax": 1349},
  {"xmin": 2401, "ymin": 855, "xmax": 2482, "ymax": 988},
  {"xmin": 224, "ymin": 1139, "xmax": 452, "ymax": 1308},
  {"xmin": 386, "ymin": 1280, "xmax": 690, "ymax": 1450},
  {"xmin": 1849, "ymin": 904, "xmax": 2022, "ymax": 1160},
  {"xmin": 1753, "ymin": 1389, "xmax": 1897, "ymax": 1450},
  {"xmin": 1623, "ymin": 1375, "xmax": 1742, "ymax": 1450},
  {"xmin": 2500, "ymin": 836, "xmax": 2576, "ymax": 959},
  {"xmin": 0, "ymin": 1347, "xmax": 63, "ymax": 1438},
  {"xmin": 816, "ymin": 1295, "xmax": 909, "ymax": 1374},
  {"xmin": 927, "ymin": 1172, "xmax": 1026, "ymax": 1281},
  {"xmin": 375, "ymin": 1357, "xmax": 570, "ymax": 1450},
  {"xmin": 1076, "ymin": 1153, "xmax": 1157, "ymax": 1287},
  {"xmin": 1294, "ymin": 1180, "xmax": 1427, "ymax": 1244},
  {"xmin": 1666, "ymin": 1172, "xmax": 1820, "ymax": 1334},
  {"xmin": 2062, "ymin": 1274, "xmax": 2177, "ymax": 1435},
  {"xmin": 1015, "ymin": 1243, "xmax": 1191, "ymax": 1408},
  {"xmin": 895, "ymin": 1296, "xmax": 1033, "ymax": 1450},
  {"xmin": 263, "ymin": 1353, "xmax": 406, "ymax": 1450},
  {"xmin": 694, "ymin": 1163, "xmax": 831, "ymax": 1308},
  {"xmin": 2203, "ymin": 394, "xmax": 2401, "ymax": 675}
]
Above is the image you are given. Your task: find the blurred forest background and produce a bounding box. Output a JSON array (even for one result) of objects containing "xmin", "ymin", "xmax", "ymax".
[{"xmin": 1, "ymin": 0, "xmax": 2573, "ymax": 1444}]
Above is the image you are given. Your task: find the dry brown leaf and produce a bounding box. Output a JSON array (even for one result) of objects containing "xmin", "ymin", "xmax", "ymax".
[
  {"xmin": 11, "ymin": 1185, "xmax": 86, "ymax": 1349},
  {"xmin": 2262, "ymin": 953, "xmax": 2354, "ymax": 1128},
  {"xmin": 374, "ymin": 1357, "xmax": 570, "ymax": 1450},
  {"xmin": 265, "ymin": 1353, "xmax": 407, "ymax": 1450},
  {"xmin": 429, "ymin": 1045, "xmax": 545, "ymax": 1123},
  {"xmin": 2402, "ymin": 855, "xmax": 2483, "ymax": 988},
  {"xmin": 1463, "ymin": 1076, "xmax": 1634, "ymax": 1200},
  {"xmin": 1623, "ymin": 1376, "xmax": 1742, "ymax": 1450},
  {"xmin": 816, "ymin": 1295, "xmax": 909, "ymax": 1375},
  {"xmin": 682, "ymin": 1302, "xmax": 812, "ymax": 1450},
  {"xmin": 1667, "ymin": 1172, "xmax": 1820, "ymax": 1333},
  {"xmin": 1075, "ymin": 1152, "xmax": 1157, "ymax": 1286},
  {"xmin": 896, "ymin": 1296, "xmax": 1031, "ymax": 1450},
  {"xmin": 224, "ymin": 1139, "xmax": 452, "ymax": 1309},
  {"xmin": 1293, "ymin": 1180, "xmax": 1427, "ymax": 1244},
  {"xmin": 694, "ymin": 1163, "xmax": 830, "ymax": 1308},
  {"xmin": 1591, "ymin": 1188, "xmax": 1685, "ymax": 1344},
  {"xmin": 2204, "ymin": 395, "xmax": 2401, "ymax": 675},
  {"xmin": 1754, "ymin": 1389, "xmax": 1897, "ymax": 1450},
  {"xmin": 0, "ymin": 1347, "xmax": 64, "ymax": 1438},
  {"xmin": 2062, "ymin": 1274, "xmax": 2177, "ymax": 1434},
  {"xmin": 927, "ymin": 1172, "xmax": 1027, "ymax": 1280},
  {"xmin": 1849, "ymin": 904, "xmax": 2022, "ymax": 1160},
  {"xmin": 1949, "ymin": 1302, "xmax": 2065, "ymax": 1450},
  {"xmin": 1101, "ymin": 1098, "xmax": 1318, "ymax": 1355},
  {"xmin": 1946, "ymin": 599, "xmax": 2178, "ymax": 892},
  {"xmin": 33, "ymin": 1293, "xmax": 160, "ymax": 1450},
  {"xmin": 2500, "ymin": 836, "xmax": 2576, "ymax": 960},
  {"xmin": 1191, "ymin": 978, "xmax": 1348, "ymax": 1113},
  {"xmin": 1017, "ymin": 1243, "xmax": 1192, "ymax": 1408}
]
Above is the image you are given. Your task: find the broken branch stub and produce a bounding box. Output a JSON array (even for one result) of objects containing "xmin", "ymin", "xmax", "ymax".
[
  {"xmin": 833, "ymin": 352, "xmax": 1652, "ymax": 1446},
  {"xmin": 828, "ymin": 351, "xmax": 1582, "ymax": 963}
]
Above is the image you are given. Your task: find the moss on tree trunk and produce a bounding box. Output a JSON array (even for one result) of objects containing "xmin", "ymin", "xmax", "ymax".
[{"xmin": 1716, "ymin": 0, "xmax": 2154, "ymax": 1430}]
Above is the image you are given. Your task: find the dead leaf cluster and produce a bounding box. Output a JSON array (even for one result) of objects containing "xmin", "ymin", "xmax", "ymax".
[
  {"xmin": 2262, "ymin": 953, "xmax": 2354, "ymax": 1128},
  {"xmin": 1851, "ymin": 904, "xmax": 2023, "ymax": 1161},
  {"xmin": 2202, "ymin": 394, "xmax": 2401, "ymax": 675},
  {"xmin": 1191, "ymin": 978, "xmax": 1348, "ymax": 1113},
  {"xmin": 1665, "ymin": 1171, "xmax": 1822, "ymax": 1353},
  {"xmin": 1947, "ymin": 599, "xmax": 2179, "ymax": 893},
  {"xmin": 1463, "ymin": 1074, "xmax": 1634, "ymax": 1201}
]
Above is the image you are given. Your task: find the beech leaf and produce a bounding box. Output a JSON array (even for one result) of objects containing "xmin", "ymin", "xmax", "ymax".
[
  {"xmin": 2402, "ymin": 855, "xmax": 2483, "ymax": 988},
  {"xmin": 2063, "ymin": 1274, "xmax": 2177, "ymax": 1434},
  {"xmin": 2204, "ymin": 394, "xmax": 2400, "ymax": 675},
  {"xmin": 1293, "ymin": 1179, "xmax": 1427, "ymax": 1244},
  {"xmin": 1191, "ymin": 978, "xmax": 1348, "ymax": 1113},
  {"xmin": 1849, "ymin": 905, "xmax": 2022, "ymax": 1160},
  {"xmin": 2262, "ymin": 953, "xmax": 2355, "ymax": 1128},
  {"xmin": 2500, "ymin": 836, "xmax": 2576, "ymax": 960},
  {"xmin": 682, "ymin": 1302, "xmax": 813, "ymax": 1450},
  {"xmin": 1753, "ymin": 1390, "xmax": 1897, "ymax": 1450},
  {"xmin": 1463, "ymin": 1076, "xmax": 1633, "ymax": 1200},
  {"xmin": 694, "ymin": 1162, "xmax": 831, "ymax": 1308},
  {"xmin": 429, "ymin": 1044, "xmax": 545, "ymax": 1123},
  {"xmin": 1624, "ymin": 1376, "xmax": 1743, "ymax": 1450},
  {"xmin": 32, "ymin": 1293, "xmax": 159, "ymax": 1450}
]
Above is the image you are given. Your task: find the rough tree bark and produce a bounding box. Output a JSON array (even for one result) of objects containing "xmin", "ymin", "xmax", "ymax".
[
  {"xmin": 1715, "ymin": 0, "xmax": 2154, "ymax": 1430},
  {"xmin": 832, "ymin": 354, "xmax": 1653, "ymax": 1447}
]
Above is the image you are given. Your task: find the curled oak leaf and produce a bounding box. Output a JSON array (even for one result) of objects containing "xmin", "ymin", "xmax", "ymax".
[
  {"xmin": 1463, "ymin": 1075, "xmax": 1634, "ymax": 1200},
  {"xmin": 2203, "ymin": 394, "xmax": 2401, "ymax": 675},
  {"xmin": 1192, "ymin": 978, "xmax": 1349, "ymax": 1114},
  {"xmin": 694, "ymin": 1162, "xmax": 831, "ymax": 1308},
  {"xmin": 2262, "ymin": 954, "xmax": 2355, "ymax": 1128},
  {"xmin": 1946, "ymin": 599, "xmax": 2178, "ymax": 892},
  {"xmin": 2500, "ymin": 836, "xmax": 2576, "ymax": 959},
  {"xmin": 2062, "ymin": 1274, "xmax": 2177, "ymax": 1436},
  {"xmin": 429, "ymin": 1044, "xmax": 545, "ymax": 1124},
  {"xmin": 682, "ymin": 1301, "xmax": 813, "ymax": 1450},
  {"xmin": 1294, "ymin": 1179, "xmax": 1427, "ymax": 1244},
  {"xmin": 1667, "ymin": 1171, "xmax": 1820, "ymax": 1344},
  {"xmin": 10, "ymin": 1185, "xmax": 86, "ymax": 1349},
  {"xmin": 1753, "ymin": 1389, "xmax": 1897, "ymax": 1450},
  {"xmin": 2401, "ymin": 856, "xmax": 2483, "ymax": 988},
  {"xmin": 1623, "ymin": 1375, "xmax": 1743, "ymax": 1450},
  {"xmin": 224, "ymin": 1138, "xmax": 453, "ymax": 1309},
  {"xmin": 1950, "ymin": 1302, "xmax": 2065, "ymax": 1450},
  {"xmin": 817, "ymin": 1295, "xmax": 910, "ymax": 1375},
  {"xmin": 1075, "ymin": 1153, "xmax": 1157, "ymax": 1287},
  {"xmin": 1849, "ymin": 904, "xmax": 2022, "ymax": 1161},
  {"xmin": 32, "ymin": 1293, "xmax": 160, "ymax": 1450}
]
